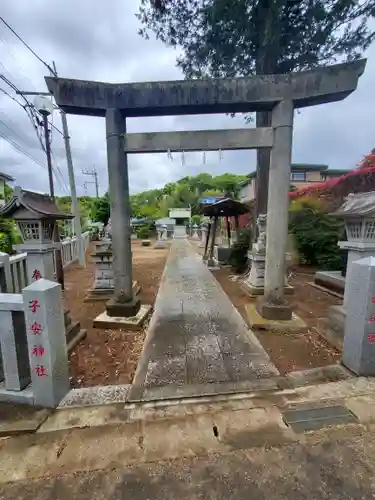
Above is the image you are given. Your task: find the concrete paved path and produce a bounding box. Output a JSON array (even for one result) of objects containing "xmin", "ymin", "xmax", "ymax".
[
  {"xmin": 130, "ymin": 239, "xmax": 278, "ymax": 401},
  {"xmin": 1, "ymin": 427, "xmax": 375, "ymax": 499}
]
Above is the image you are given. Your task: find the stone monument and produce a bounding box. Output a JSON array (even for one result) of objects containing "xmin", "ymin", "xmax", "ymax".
[
  {"xmin": 23, "ymin": 279, "xmax": 70, "ymax": 407},
  {"xmin": 243, "ymin": 214, "xmax": 293, "ymax": 296},
  {"xmin": 342, "ymin": 256, "xmax": 375, "ymax": 375},
  {"xmin": 243, "ymin": 214, "xmax": 267, "ymax": 294}
]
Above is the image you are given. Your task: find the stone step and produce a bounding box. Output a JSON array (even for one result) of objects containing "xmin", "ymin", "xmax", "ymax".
[
  {"xmin": 66, "ymin": 321, "xmax": 81, "ymax": 345},
  {"xmin": 64, "ymin": 310, "xmax": 72, "ymax": 328}
]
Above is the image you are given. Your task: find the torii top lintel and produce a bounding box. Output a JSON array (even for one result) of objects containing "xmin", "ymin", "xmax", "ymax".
[{"xmin": 45, "ymin": 60, "xmax": 366, "ymax": 118}]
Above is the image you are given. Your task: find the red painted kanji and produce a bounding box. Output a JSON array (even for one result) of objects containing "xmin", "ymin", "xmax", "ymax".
[
  {"xmin": 32, "ymin": 269, "xmax": 42, "ymax": 281},
  {"xmin": 32, "ymin": 345, "xmax": 45, "ymax": 357},
  {"xmin": 28, "ymin": 299, "xmax": 40, "ymax": 313},
  {"xmin": 369, "ymin": 316, "xmax": 375, "ymax": 323},
  {"xmin": 368, "ymin": 334, "xmax": 375, "ymax": 344},
  {"xmin": 34, "ymin": 365, "xmax": 48, "ymax": 377},
  {"xmin": 30, "ymin": 322, "xmax": 42, "ymax": 335},
  {"xmin": 372, "ymin": 296, "xmax": 375, "ymax": 304}
]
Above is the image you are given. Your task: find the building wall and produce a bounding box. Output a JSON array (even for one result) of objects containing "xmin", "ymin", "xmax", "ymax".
[{"xmin": 240, "ymin": 179, "xmax": 255, "ymax": 203}]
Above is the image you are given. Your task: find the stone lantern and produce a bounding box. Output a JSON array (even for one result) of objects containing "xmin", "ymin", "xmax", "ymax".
[
  {"xmin": 0, "ymin": 186, "xmax": 73, "ymax": 284},
  {"xmin": 323, "ymin": 191, "xmax": 375, "ymax": 340},
  {"xmin": 331, "ymin": 191, "xmax": 375, "ymax": 308}
]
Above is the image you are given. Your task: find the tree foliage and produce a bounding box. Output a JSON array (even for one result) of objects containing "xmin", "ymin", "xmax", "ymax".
[
  {"xmin": 89, "ymin": 172, "xmax": 247, "ymax": 224},
  {"xmin": 289, "ymin": 197, "xmax": 345, "ymax": 270},
  {"xmin": 138, "ymin": 0, "xmax": 375, "ymax": 79},
  {"xmin": 137, "ymin": 0, "xmax": 375, "ymax": 213}
]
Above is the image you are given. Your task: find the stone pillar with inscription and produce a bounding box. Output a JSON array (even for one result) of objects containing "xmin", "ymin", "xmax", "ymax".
[
  {"xmin": 342, "ymin": 256, "xmax": 375, "ymax": 375},
  {"xmin": 243, "ymin": 214, "xmax": 267, "ymax": 295},
  {"xmin": 23, "ymin": 279, "xmax": 70, "ymax": 408}
]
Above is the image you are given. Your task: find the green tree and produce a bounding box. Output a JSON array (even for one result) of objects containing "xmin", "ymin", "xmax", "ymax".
[
  {"xmin": 92, "ymin": 193, "xmax": 110, "ymax": 225},
  {"xmin": 137, "ymin": 0, "xmax": 375, "ymax": 212}
]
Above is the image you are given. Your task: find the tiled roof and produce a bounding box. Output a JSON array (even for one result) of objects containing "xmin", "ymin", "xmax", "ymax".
[{"xmin": 0, "ymin": 186, "xmax": 73, "ymax": 219}]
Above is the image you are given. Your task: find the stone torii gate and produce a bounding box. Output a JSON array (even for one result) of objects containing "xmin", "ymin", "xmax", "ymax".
[{"xmin": 46, "ymin": 60, "xmax": 365, "ymax": 323}]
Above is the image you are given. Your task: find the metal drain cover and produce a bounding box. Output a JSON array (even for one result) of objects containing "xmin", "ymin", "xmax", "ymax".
[{"xmin": 282, "ymin": 404, "xmax": 358, "ymax": 433}]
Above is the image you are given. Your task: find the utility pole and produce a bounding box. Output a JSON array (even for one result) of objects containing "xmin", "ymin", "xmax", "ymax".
[
  {"xmin": 17, "ymin": 91, "xmax": 85, "ymax": 266},
  {"xmin": 82, "ymin": 168, "xmax": 99, "ymax": 198},
  {"xmin": 34, "ymin": 95, "xmax": 64, "ymax": 290},
  {"xmin": 60, "ymin": 110, "xmax": 85, "ymax": 266}
]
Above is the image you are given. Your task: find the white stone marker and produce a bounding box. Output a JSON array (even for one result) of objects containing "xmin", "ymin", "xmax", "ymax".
[
  {"xmin": 23, "ymin": 279, "xmax": 69, "ymax": 408},
  {"xmin": 342, "ymin": 256, "xmax": 375, "ymax": 376}
]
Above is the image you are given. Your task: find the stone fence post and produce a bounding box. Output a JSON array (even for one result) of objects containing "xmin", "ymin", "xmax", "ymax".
[
  {"xmin": 342, "ymin": 256, "xmax": 375, "ymax": 375},
  {"xmin": 0, "ymin": 294, "xmax": 30, "ymax": 391},
  {"xmin": 0, "ymin": 252, "xmax": 12, "ymax": 293},
  {"xmin": 23, "ymin": 279, "xmax": 69, "ymax": 407}
]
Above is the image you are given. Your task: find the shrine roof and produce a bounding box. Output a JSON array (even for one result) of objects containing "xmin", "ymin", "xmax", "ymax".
[
  {"xmin": 199, "ymin": 198, "xmax": 250, "ymax": 217},
  {"xmin": 0, "ymin": 186, "xmax": 73, "ymax": 220},
  {"xmin": 330, "ymin": 191, "xmax": 375, "ymax": 218}
]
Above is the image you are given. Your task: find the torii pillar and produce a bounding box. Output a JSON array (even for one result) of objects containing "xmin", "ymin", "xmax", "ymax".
[{"xmin": 105, "ymin": 109, "xmax": 140, "ymax": 317}]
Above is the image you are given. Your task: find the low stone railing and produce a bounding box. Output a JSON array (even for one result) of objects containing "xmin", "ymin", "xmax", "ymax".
[
  {"xmin": 60, "ymin": 231, "xmax": 91, "ymax": 268},
  {"xmin": 0, "ymin": 232, "xmax": 91, "ymax": 293},
  {"xmin": 0, "ymin": 279, "xmax": 70, "ymax": 407}
]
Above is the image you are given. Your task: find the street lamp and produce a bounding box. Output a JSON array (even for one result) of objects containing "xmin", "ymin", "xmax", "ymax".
[{"xmin": 34, "ymin": 95, "xmax": 65, "ymax": 289}]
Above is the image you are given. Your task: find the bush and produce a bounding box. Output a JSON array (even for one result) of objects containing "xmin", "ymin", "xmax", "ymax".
[
  {"xmin": 289, "ymin": 197, "xmax": 345, "ymax": 270},
  {"xmin": 0, "ymin": 218, "xmax": 19, "ymax": 254},
  {"xmin": 228, "ymin": 228, "xmax": 252, "ymax": 273},
  {"xmin": 137, "ymin": 226, "xmax": 150, "ymax": 239}
]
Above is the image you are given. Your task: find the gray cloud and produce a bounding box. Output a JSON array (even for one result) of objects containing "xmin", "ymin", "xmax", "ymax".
[{"xmin": 0, "ymin": 1, "xmax": 374, "ymax": 198}]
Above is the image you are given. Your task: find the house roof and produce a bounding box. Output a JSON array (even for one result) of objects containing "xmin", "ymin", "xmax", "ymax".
[
  {"xmin": 0, "ymin": 186, "xmax": 73, "ymax": 220},
  {"xmin": 242, "ymin": 163, "xmax": 330, "ymax": 186},
  {"xmin": 0, "ymin": 172, "xmax": 14, "ymax": 182},
  {"xmin": 199, "ymin": 197, "xmax": 250, "ymax": 217},
  {"xmin": 325, "ymin": 168, "xmax": 350, "ymax": 175}
]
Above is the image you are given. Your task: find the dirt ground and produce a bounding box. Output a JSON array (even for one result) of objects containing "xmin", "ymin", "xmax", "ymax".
[
  {"xmin": 212, "ymin": 265, "xmax": 341, "ymax": 375},
  {"xmin": 63, "ymin": 240, "xmax": 169, "ymax": 388}
]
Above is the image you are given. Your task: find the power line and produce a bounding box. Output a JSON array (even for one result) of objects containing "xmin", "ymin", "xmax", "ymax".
[
  {"xmin": 0, "ymin": 130, "xmax": 47, "ymax": 169},
  {"xmin": 0, "ymin": 17, "xmax": 55, "ymax": 75}
]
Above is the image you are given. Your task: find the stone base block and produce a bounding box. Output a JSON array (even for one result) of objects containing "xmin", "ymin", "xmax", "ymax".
[
  {"xmin": 241, "ymin": 281, "xmax": 294, "ymax": 298},
  {"xmin": 84, "ymin": 281, "xmax": 141, "ymax": 302},
  {"xmin": 256, "ymin": 297, "xmax": 292, "ymax": 321},
  {"xmin": 245, "ymin": 303, "xmax": 308, "ymax": 332},
  {"xmin": 154, "ymin": 241, "xmax": 166, "ymax": 249},
  {"xmin": 106, "ymin": 296, "xmax": 141, "ymax": 318},
  {"xmin": 315, "ymin": 321, "xmax": 344, "ymax": 351},
  {"xmin": 206, "ymin": 257, "xmax": 220, "ymax": 270},
  {"xmin": 93, "ymin": 304, "xmax": 151, "ymax": 331},
  {"xmin": 314, "ymin": 270, "xmax": 345, "ymax": 296},
  {"xmin": 0, "ymin": 382, "xmax": 34, "ymax": 406}
]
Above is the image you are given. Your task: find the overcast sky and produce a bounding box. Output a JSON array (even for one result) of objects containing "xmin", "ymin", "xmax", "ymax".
[{"xmin": 0, "ymin": 1, "xmax": 374, "ymax": 197}]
